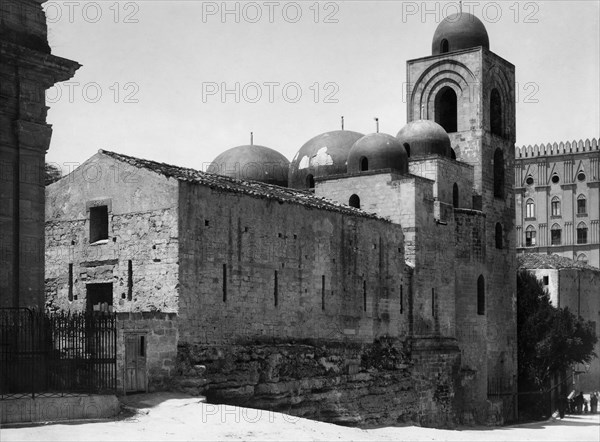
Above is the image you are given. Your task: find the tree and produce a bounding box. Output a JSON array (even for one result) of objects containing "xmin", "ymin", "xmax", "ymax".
[
  {"xmin": 45, "ymin": 163, "xmax": 62, "ymax": 185},
  {"xmin": 517, "ymin": 270, "xmax": 597, "ymax": 389}
]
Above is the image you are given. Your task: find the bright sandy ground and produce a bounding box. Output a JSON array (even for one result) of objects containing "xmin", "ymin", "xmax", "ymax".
[{"xmin": 1, "ymin": 393, "xmax": 599, "ymax": 441}]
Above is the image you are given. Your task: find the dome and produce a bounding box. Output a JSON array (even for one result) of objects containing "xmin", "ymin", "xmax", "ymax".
[
  {"xmin": 432, "ymin": 13, "xmax": 489, "ymax": 55},
  {"xmin": 347, "ymin": 133, "xmax": 408, "ymax": 174},
  {"xmin": 289, "ymin": 130, "xmax": 364, "ymax": 189},
  {"xmin": 208, "ymin": 144, "xmax": 290, "ymax": 186},
  {"xmin": 396, "ymin": 120, "xmax": 452, "ymax": 158}
]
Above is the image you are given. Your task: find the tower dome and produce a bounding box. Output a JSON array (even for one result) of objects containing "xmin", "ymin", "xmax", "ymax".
[
  {"xmin": 396, "ymin": 120, "xmax": 452, "ymax": 158},
  {"xmin": 208, "ymin": 144, "xmax": 290, "ymax": 187},
  {"xmin": 289, "ymin": 130, "xmax": 364, "ymax": 189},
  {"xmin": 432, "ymin": 12, "xmax": 489, "ymax": 55},
  {"xmin": 347, "ymin": 133, "xmax": 408, "ymax": 174}
]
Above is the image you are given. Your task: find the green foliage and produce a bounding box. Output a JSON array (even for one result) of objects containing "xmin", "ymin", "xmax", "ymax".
[
  {"xmin": 45, "ymin": 163, "xmax": 62, "ymax": 185},
  {"xmin": 517, "ymin": 270, "xmax": 597, "ymax": 390}
]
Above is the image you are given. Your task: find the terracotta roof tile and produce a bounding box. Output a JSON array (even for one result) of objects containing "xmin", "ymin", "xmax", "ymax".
[
  {"xmin": 98, "ymin": 149, "xmax": 385, "ymax": 221},
  {"xmin": 517, "ymin": 253, "xmax": 600, "ymax": 272}
]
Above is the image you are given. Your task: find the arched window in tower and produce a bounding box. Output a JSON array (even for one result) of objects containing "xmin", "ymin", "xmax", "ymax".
[
  {"xmin": 434, "ymin": 86, "xmax": 457, "ymax": 133},
  {"xmin": 525, "ymin": 225, "xmax": 536, "ymax": 247},
  {"xmin": 440, "ymin": 39, "xmax": 449, "ymax": 53},
  {"xmin": 526, "ymin": 199, "xmax": 535, "ymax": 218},
  {"xmin": 551, "ymin": 197, "xmax": 561, "ymax": 217},
  {"xmin": 490, "ymin": 88, "xmax": 503, "ymax": 137},
  {"xmin": 577, "ymin": 222, "xmax": 588, "ymax": 244},
  {"xmin": 477, "ymin": 275, "xmax": 485, "ymax": 315},
  {"xmin": 577, "ymin": 194, "xmax": 587, "ymax": 215},
  {"xmin": 403, "ymin": 143, "xmax": 410, "ymax": 158},
  {"xmin": 349, "ymin": 194, "xmax": 360, "ymax": 209},
  {"xmin": 306, "ymin": 174, "xmax": 315, "ymax": 190},
  {"xmin": 359, "ymin": 157, "xmax": 369, "ymax": 172},
  {"xmin": 495, "ymin": 223, "xmax": 503, "ymax": 249},
  {"xmin": 551, "ymin": 224, "xmax": 562, "ymax": 246},
  {"xmin": 493, "ymin": 148, "xmax": 504, "ymax": 199},
  {"xmin": 452, "ymin": 183, "xmax": 459, "ymax": 208}
]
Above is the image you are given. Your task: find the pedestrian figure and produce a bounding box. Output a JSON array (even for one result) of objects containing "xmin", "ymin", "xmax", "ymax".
[
  {"xmin": 558, "ymin": 394, "xmax": 568, "ymax": 419},
  {"xmin": 591, "ymin": 393, "xmax": 598, "ymax": 414},
  {"xmin": 574, "ymin": 391, "xmax": 585, "ymax": 414}
]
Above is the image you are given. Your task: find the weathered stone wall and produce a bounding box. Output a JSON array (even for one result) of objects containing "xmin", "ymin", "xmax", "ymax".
[
  {"xmin": 0, "ymin": 0, "xmax": 79, "ymax": 308},
  {"xmin": 116, "ymin": 312, "xmax": 179, "ymax": 391},
  {"xmin": 45, "ymin": 154, "xmax": 181, "ymax": 389},
  {"xmin": 177, "ymin": 182, "xmax": 407, "ymax": 346}
]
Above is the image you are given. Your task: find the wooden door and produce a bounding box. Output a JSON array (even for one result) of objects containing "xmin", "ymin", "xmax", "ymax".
[{"xmin": 124, "ymin": 333, "xmax": 147, "ymax": 392}]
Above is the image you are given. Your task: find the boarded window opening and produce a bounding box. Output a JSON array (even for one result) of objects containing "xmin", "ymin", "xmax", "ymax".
[
  {"xmin": 477, "ymin": 275, "xmax": 485, "ymax": 315},
  {"xmin": 434, "ymin": 87, "xmax": 457, "ymax": 133},
  {"xmin": 89, "ymin": 206, "xmax": 108, "ymax": 243}
]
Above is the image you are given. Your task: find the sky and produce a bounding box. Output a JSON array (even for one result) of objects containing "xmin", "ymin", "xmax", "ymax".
[{"xmin": 44, "ymin": 0, "xmax": 600, "ymax": 172}]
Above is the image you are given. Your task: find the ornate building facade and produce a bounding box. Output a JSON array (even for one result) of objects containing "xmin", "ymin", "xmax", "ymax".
[{"xmin": 515, "ymin": 140, "xmax": 600, "ymax": 268}]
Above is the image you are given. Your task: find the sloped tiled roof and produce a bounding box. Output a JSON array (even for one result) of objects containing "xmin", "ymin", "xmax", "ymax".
[
  {"xmin": 517, "ymin": 253, "xmax": 600, "ymax": 273},
  {"xmin": 98, "ymin": 149, "xmax": 385, "ymax": 221}
]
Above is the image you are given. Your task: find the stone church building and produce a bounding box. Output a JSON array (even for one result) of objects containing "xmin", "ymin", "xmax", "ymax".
[{"xmin": 46, "ymin": 13, "xmax": 518, "ymax": 426}]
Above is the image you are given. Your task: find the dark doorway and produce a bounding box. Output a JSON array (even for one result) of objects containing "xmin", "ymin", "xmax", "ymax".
[{"xmin": 86, "ymin": 283, "xmax": 113, "ymax": 314}]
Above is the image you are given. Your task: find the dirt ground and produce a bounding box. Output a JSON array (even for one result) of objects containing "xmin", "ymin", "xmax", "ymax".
[{"xmin": 1, "ymin": 392, "xmax": 599, "ymax": 441}]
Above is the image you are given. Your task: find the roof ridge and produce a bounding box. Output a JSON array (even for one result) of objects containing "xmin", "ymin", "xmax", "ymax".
[{"xmin": 97, "ymin": 149, "xmax": 388, "ymax": 222}]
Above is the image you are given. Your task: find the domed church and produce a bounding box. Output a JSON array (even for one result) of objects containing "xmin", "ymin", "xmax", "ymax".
[
  {"xmin": 208, "ymin": 11, "xmax": 517, "ymax": 421},
  {"xmin": 46, "ymin": 12, "xmax": 517, "ymax": 427}
]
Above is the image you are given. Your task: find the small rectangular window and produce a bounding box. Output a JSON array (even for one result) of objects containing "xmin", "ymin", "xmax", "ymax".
[
  {"xmin": 89, "ymin": 206, "xmax": 108, "ymax": 243},
  {"xmin": 543, "ymin": 276, "xmax": 549, "ymax": 285}
]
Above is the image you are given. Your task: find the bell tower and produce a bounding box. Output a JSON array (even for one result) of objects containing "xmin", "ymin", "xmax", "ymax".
[{"xmin": 406, "ymin": 12, "xmax": 517, "ymax": 418}]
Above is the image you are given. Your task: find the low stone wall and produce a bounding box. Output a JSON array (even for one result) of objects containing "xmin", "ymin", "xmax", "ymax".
[
  {"xmin": 172, "ymin": 337, "xmax": 464, "ymax": 428},
  {"xmin": 0, "ymin": 395, "xmax": 120, "ymax": 424}
]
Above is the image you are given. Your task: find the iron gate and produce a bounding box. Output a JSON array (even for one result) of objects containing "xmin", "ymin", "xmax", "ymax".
[{"xmin": 0, "ymin": 308, "xmax": 116, "ymax": 399}]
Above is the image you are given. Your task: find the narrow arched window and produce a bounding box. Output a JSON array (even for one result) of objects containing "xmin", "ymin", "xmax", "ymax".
[
  {"xmin": 403, "ymin": 143, "xmax": 410, "ymax": 158},
  {"xmin": 490, "ymin": 88, "xmax": 503, "ymax": 137},
  {"xmin": 440, "ymin": 39, "xmax": 449, "ymax": 53},
  {"xmin": 434, "ymin": 86, "xmax": 457, "ymax": 133},
  {"xmin": 495, "ymin": 222, "xmax": 503, "ymax": 249},
  {"xmin": 306, "ymin": 174, "xmax": 315, "ymax": 190},
  {"xmin": 349, "ymin": 194, "xmax": 360, "ymax": 209},
  {"xmin": 525, "ymin": 225, "xmax": 536, "ymax": 247},
  {"xmin": 477, "ymin": 275, "xmax": 485, "ymax": 315},
  {"xmin": 551, "ymin": 197, "xmax": 561, "ymax": 217},
  {"xmin": 493, "ymin": 148, "xmax": 504, "ymax": 199},
  {"xmin": 452, "ymin": 183, "xmax": 459, "ymax": 208},
  {"xmin": 577, "ymin": 194, "xmax": 587, "ymax": 215},
  {"xmin": 359, "ymin": 157, "xmax": 368, "ymax": 172},
  {"xmin": 551, "ymin": 224, "xmax": 562, "ymax": 246},
  {"xmin": 525, "ymin": 199, "xmax": 535, "ymax": 218},
  {"xmin": 577, "ymin": 222, "xmax": 588, "ymax": 244}
]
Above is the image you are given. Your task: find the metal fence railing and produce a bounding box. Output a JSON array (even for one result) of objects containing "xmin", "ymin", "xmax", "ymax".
[{"xmin": 0, "ymin": 308, "xmax": 116, "ymax": 399}]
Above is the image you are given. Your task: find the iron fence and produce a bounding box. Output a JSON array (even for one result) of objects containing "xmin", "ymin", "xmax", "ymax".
[{"xmin": 0, "ymin": 308, "xmax": 116, "ymax": 399}]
